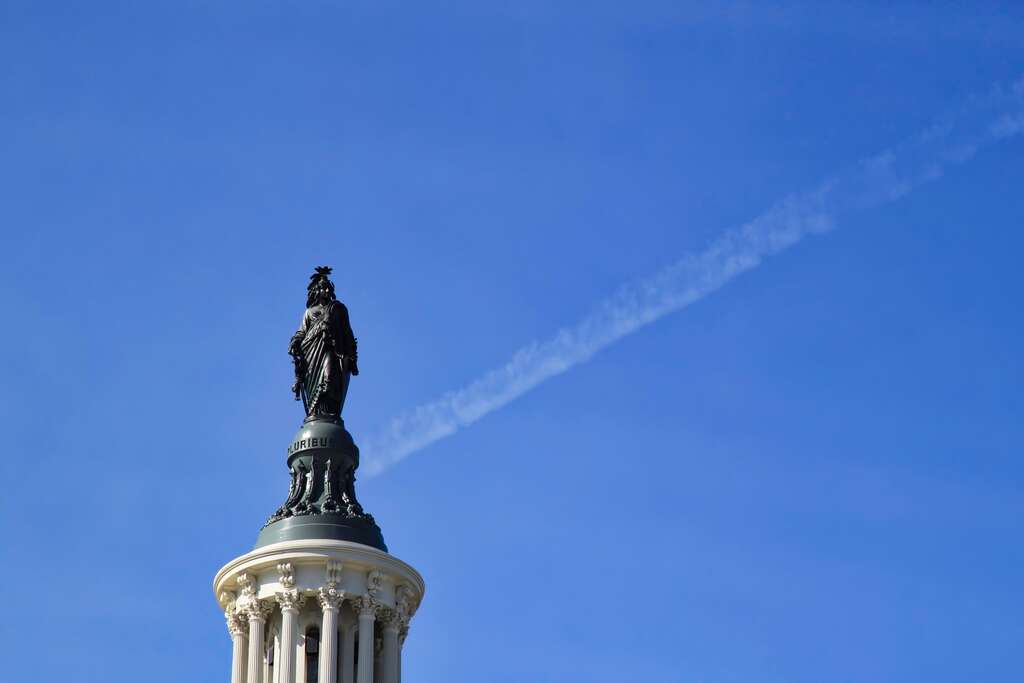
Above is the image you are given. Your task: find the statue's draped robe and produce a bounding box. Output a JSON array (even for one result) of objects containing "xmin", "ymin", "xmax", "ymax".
[{"xmin": 292, "ymin": 301, "xmax": 357, "ymax": 417}]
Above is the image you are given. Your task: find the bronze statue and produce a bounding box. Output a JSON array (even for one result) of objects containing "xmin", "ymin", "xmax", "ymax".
[
  {"xmin": 288, "ymin": 266, "xmax": 359, "ymax": 418},
  {"xmin": 258, "ymin": 266, "xmax": 385, "ymax": 551}
]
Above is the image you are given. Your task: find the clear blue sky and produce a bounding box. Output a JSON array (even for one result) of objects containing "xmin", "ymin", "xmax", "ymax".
[{"xmin": 1, "ymin": 2, "xmax": 1022, "ymax": 681}]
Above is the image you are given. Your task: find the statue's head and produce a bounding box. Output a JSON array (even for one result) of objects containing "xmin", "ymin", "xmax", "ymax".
[{"xmin": 306, "ymin": 266, "xmax": 337, "ymax": 307}]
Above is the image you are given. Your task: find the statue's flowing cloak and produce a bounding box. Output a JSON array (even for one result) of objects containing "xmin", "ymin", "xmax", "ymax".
[
  {"xmin": 294, "ymin": 300, "xmax": 356, "ymax": 416},
  {"xmin": 300, "ymin": 305, "xmax": 332, "ymax": 414}
]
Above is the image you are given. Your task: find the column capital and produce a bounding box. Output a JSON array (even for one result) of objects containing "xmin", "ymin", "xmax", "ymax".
[
  {"xmin": 275, "ymin": 562, "xmax": 305, "ymax": 611},
  {"xmin": 394, "ymin": 583, "xmax": 417, "ymax": 642},
  {"xmin": 226, "ymin": 610, "xmax": 247, "ymax": 638},
  {"xmin": 379, "ymin": 608, "xmax": 403, "ymax": 633},
  {"xmin": 242, "ymin": 598, "xmax": 273, "ymax": 622},
  {"xmin": 318, "ymin": 584, "xmax": 345, "ymax": 611},
  {"xmin": 276, "ymin": 589, "xmax": 306, "ymax": 612},
  {"xmin": 220, "ymin": 591, "xmax": 246, "ymax": 637},
  {"xmin": 354, "ymin": 595, "xmax": 378, "ymax": 618}
]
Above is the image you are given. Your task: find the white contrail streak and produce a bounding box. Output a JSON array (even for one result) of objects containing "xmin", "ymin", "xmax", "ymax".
[{"xmin": 361, "ymin": 79, "xmax": 1024, "ymax": 477}]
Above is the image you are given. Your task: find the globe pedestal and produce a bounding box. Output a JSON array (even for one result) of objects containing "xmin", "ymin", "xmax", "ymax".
[{"xmin": 258, "ymin": 418, "xmax": 386, "ymax": 552}]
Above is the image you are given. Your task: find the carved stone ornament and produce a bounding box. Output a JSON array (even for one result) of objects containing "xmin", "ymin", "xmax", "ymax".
[
  {"xmin": 277, "ymin": 562, "xmax": 296, "ymax": 589},
  {"xmin": 225, "ymin": 611, "xmax": 247, "ymax": 638},
  {"xmin": 326, "ymin": 560, "xmax": 343, "ymax": 587},
  {"xmin": 380, "ymin": 607, "xmax": 403, "ymax": 631},
  {"xmin": 276, "ymin": 590, "xmax": 306, "ymax": 612},
  {"xmin": 318, "ymin": 584, "xmax": 344, "ymax": 611},
  {"xmin": 366, "ymin": 569, "xmax": 384, "ymax": 596},
  {"xmin": 218, "ymin": 591, "xmax": 237, "ymax": 610},
  {"xmin": 242, "ymin": 598, "xmax": 274, "ymax": 622},
  {"xmin": 394, "ymin": 584, "xmax": 413, "ymax": 616},
  {"xmin": 237, "ymin": 573, "xmax": 257, "ymax": 599},
  {"xmin": 354, "ymin": 595, "xmax": 378, "ymax": 618}
]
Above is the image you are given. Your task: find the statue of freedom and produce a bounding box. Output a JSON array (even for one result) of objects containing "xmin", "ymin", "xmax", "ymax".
[{"xmin": 288, "ymin": 266, "xmax": 359, "ymax": 419}]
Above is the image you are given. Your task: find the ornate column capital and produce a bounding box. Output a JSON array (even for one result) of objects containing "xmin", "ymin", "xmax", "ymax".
[
  {"xmin": 219, "ymin": 591, "xmax": 245, "ymax": 638},
  {"xmin": 242, "ymin": 598, "xmax": 273, "ymax": 622},
  {"xmin": 354, "ymin": 595, "xmax": 378, "ymax": 618},
  {"xmin": 318, "ymin": 584, "xmax": 345, "ymax": 611},
  {"xmin": 379, "ymin": 608, "xmax": 403, "ymax": 632},
  {"xmin": 318, "ymin": 559, "xmax": 345, "ymax": 610},
  {"xmin": 236, "ymin": 572, "xmax": 274, "ymax": 621},
  {"xmin": 276, "ymin": 590, "xmax": 306, "ymax": 612},
  {"xmin": 226, "ymin": 611, "xmax": 247, "ymax": 637},
  {"xmin": 274, "ymin": 561, "xmax": 306, "ymax": 611}
]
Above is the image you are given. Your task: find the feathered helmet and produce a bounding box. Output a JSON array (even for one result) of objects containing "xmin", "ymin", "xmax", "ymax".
[{"xmin": 306, "ymin": 266, "xmax": 337, "ymax": 307}]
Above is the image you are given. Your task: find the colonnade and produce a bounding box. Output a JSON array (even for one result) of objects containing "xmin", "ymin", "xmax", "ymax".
[{"xmin": 222, "ymin": 561, "xmax": 416, "ymax": 683}]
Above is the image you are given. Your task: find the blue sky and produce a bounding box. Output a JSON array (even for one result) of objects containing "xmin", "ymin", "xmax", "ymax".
[{"xmin": 1, "ymin": 2, "xmax": 1023, "ymax": 681}]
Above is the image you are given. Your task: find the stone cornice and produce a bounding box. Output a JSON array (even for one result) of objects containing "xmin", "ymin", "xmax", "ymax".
[{"xmin": 213, "ymin": 539, "xmax": 425, "ymax": 599}]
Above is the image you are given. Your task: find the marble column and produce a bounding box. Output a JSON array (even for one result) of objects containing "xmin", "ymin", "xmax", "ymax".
[
  {"xmin": 355, "ymin": 597, "xmax": 377, "ymax": 683},
  {"xmin": 245, "ymin": 602, "xmax": 269, "ymax": 683},
  {"xmin": 394, "ymin": 585, "xmax": 412, "ymax": 683},
  {"xmin": 397, "ymin": 627, "xmax": 408, "ymax": 683},
  {"xmin": 277, "ymin": 592, "xmax": 304, "ymax": 683},
  {"xmin": 373, "ymin": 637, "xmax": 383, "ymax": 683},
  {"xmin": 380, "ymin": 611, "xmax": 400, "ymax": 683},
  {"xmin": 341, "ymin": 625, "xmax": 356, "ymax": 683},
  {"xmin": 227, "ymin": 610, "xmax": 248, "ymax": 683},
  {"xmin": 318, "ymin": 587, "xmax": 344, "ymax": 683}
]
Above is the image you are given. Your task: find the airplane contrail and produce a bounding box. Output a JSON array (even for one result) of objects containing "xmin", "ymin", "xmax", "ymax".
[{"xmin": 361, "ymin": 79, "xmax": 1024, "ymax": 477}]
